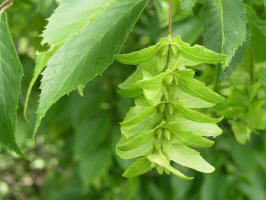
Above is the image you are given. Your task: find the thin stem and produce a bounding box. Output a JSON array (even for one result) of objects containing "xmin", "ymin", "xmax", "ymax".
[
  {"xmin": 0, "ymin": 0, "xmax": 13, "ymax": 11},
  {"xmin": 249, "ymin": 45, "xmax": 254, "ymax": 83},
  {"xmin": 164, "ymin": 0, "xmax": 173, "ymax": 70},
  {"xmin": 168, "ymin": 0, "xmax": 173, "ymax": 36},
  {"xmin": 164, "ymin": 47, "xmax": 171, "ymax": 70},
  {"xmin": 0, "ymin": 0, "xmax": 11, "ymax": 8}
]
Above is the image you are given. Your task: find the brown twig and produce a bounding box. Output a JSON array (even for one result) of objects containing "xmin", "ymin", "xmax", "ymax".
[
  {"xmin": 164, "ymin": 0, "xmax": 173, "ymax": 70},
  {"xmin": 0, "ymin": 0, "xmax": 13, "ymax": 11},
  {"xmin": 168, "ymin": 0, "xmax": 172, "ymax": 36}
]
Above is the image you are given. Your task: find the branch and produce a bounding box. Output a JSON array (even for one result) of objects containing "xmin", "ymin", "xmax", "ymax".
[
  {"xmin": 168, "ymin": 0, "xmax": 172, "ymax": 36},
  {"xmin": 0, "ymin": 0, "xmax": 13, "ymax": 12}
]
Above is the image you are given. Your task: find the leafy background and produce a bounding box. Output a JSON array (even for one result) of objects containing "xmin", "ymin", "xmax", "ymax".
[{"xmin": 0, "ymin": 0, "xmax": 265, "ymax": 199}]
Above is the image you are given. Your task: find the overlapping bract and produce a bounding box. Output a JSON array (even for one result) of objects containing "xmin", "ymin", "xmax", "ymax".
[{"xmin": 116, "ymin": 36, "xmax": 226, "ymax": 179}]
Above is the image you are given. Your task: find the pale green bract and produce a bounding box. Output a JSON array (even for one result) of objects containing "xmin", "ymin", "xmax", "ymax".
[
  {"xmin": 0, "ymin": 12, "xmax": 24, "ymax": 157},
  {"xmin": 32, "ymin": 0, "xmax": 149, "ymax": 136},
  {"xmin": 116, "ymin": 36, "xmax": 226, "ymax": 179}
]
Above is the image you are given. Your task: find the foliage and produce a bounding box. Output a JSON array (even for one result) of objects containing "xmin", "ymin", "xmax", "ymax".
[
  {"xmin": 0, "ymin": 0, "xmax": 265, "ymax": 199},
  {"xmin": 0, "ymin": 11, "xmax": 23, "ymax": 157}
]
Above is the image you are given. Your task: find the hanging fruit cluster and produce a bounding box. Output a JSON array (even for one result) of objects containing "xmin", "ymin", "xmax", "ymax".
[{"xmin": 116, "ymin": 36, "xmax": 226, "ymax": 179}]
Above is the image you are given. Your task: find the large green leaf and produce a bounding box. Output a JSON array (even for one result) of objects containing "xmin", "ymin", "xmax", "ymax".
[
  {"xmin": 79, "ymin": 146, "xmax": 112, "ymax": 190},
  {"xmin": 161, "ymin": 17, "xmax": 203, "ymax": 44},
  {"xmin": 229, "ymin": 120, "xmax": 251, "ymax": 145},
  {"xmin": 222, "ymin": 0, "xmax": 247, "ymax": 67},
  {"xmin": 42, "ymin": 0, "xmax": 116, "ymax": 46},
  {"xmin": 251, "ymin": 22, "xmax": 266, "ymax": 63},
  {"xmin": 179, "ymin": 0, "xmax": 197, "ymax": 11},
  {"xmin": 34, "ymin": 0, "xmax": 149, "ymax": 135},
  {"xmin": 202, "ymin": 0, "xmax": 224, "ymax": 52},
  {"xmin": 0, "ymin": 12, "xmax": 23, "ymax": 156},
  {"xmin": 73, "ymin": 113, "xmax": 110, "ymax": 160},
  {"xmin": 203, "ymin": 0, "xmax": 247, "ymax": 68}
]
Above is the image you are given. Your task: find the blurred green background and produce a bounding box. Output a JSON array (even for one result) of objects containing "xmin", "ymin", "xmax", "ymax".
[{"xmin": 0, "ymin": 0, "xmax": 265, "ymax": 199}]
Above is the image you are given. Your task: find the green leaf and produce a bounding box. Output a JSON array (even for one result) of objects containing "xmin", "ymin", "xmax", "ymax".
[
  {"xmin": 203, "ymin": 0, "xmax": 247, "ymax": 68},
  {"xmin": 229, "ymin": 120, "xmax": 251, "ymax": 145},
  {"xmin": 254, "ymin": 20, "xmax": 266, "ymax": 36},
  {"xmin": 161, "ymin": 17, "xmax": 203, "ymax": 44},
  {"xmin": 217, "ymin": 36, "xmax": 249, "ymax": 82},
  {"xmin": 147, "ymin": 153, "xmax": 193, "ymax": 180},
  {"xmin": 179, "ymin": 0, "xmax": 197, "ymax": 11},
  {"xmin": 248, "ymin": 81, "xmax": 261, "ymax": 103},
  {"xmin": 247, "ymin": 100, "xmax": 266, "ymax": 130},
  {"xmin": 0, "ymin": 12, "xmax": 24, "ymax": 157},
  {"xmin": 24, "ymin": 45, "xmax": 60, "ymax": 121},
  {"xmin": 222, "ymin": 0, "xmax": 247, "ymax": 67},
  {"xmin": 73, "ymin": 113, "xmax": 110, "ymax": 160},
  {"xmin": 172, "ymin": 36, "xmax": 226, "ymax": 65},
  {"xmin": 122, "ymin": 158, "xmax": 152, "ymax": 178},
  {"xmin": 168, "ymin": 144, "xmax": 215, "ymax": 173},
  {"xmin": 255, "ymin": 62, "xmax": 266, "ymax": 83},
  {"xmin": 251, "ymin": 22, "xmax": 266, "ymax": 63},
  {"xmin": 79, "ymin": 146, "xmax": 112, "ymax": 190},
  {"xmin": 202, "ymin": 0, "xmax": 224, "ymax": 52},
  {"xmin": 42, "ymin": 0, "xmax": 116, "ymax": 46},
  {"xmin": 34, "ymin": 0, "xmax": 149, "ymax": 136}
]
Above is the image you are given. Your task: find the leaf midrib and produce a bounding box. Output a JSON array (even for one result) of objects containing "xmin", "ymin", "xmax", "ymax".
[
  {"xmin": 42, "ymin": 0, "xmax": 144, "ymax": 104},
  {"xmin": 43, "ymin": 0, "xmax": 116, "ymax": 46}
]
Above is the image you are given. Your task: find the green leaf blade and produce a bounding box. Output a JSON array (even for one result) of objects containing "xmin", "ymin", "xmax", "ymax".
[
  {"xmin": 34, "ymin": 0, "xmax": 149, "ymax": 136},
  {"xmin": 179, "ymin": 0, "xmax": 197, "ymax": 11},
  {"xmin": 0, "ymin": 12, "xmax": 24, "ymax": 156},
  {"xmin": 203, "ymin": 0, "xmax": 247, "ymax": 68},
  {"xmin": 222, "ymin": 0, "xmax": 247, "ymax": 68},
  {"xmin": 42, "ymin": 0, "xmax": 116, "ymax": 46}
]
